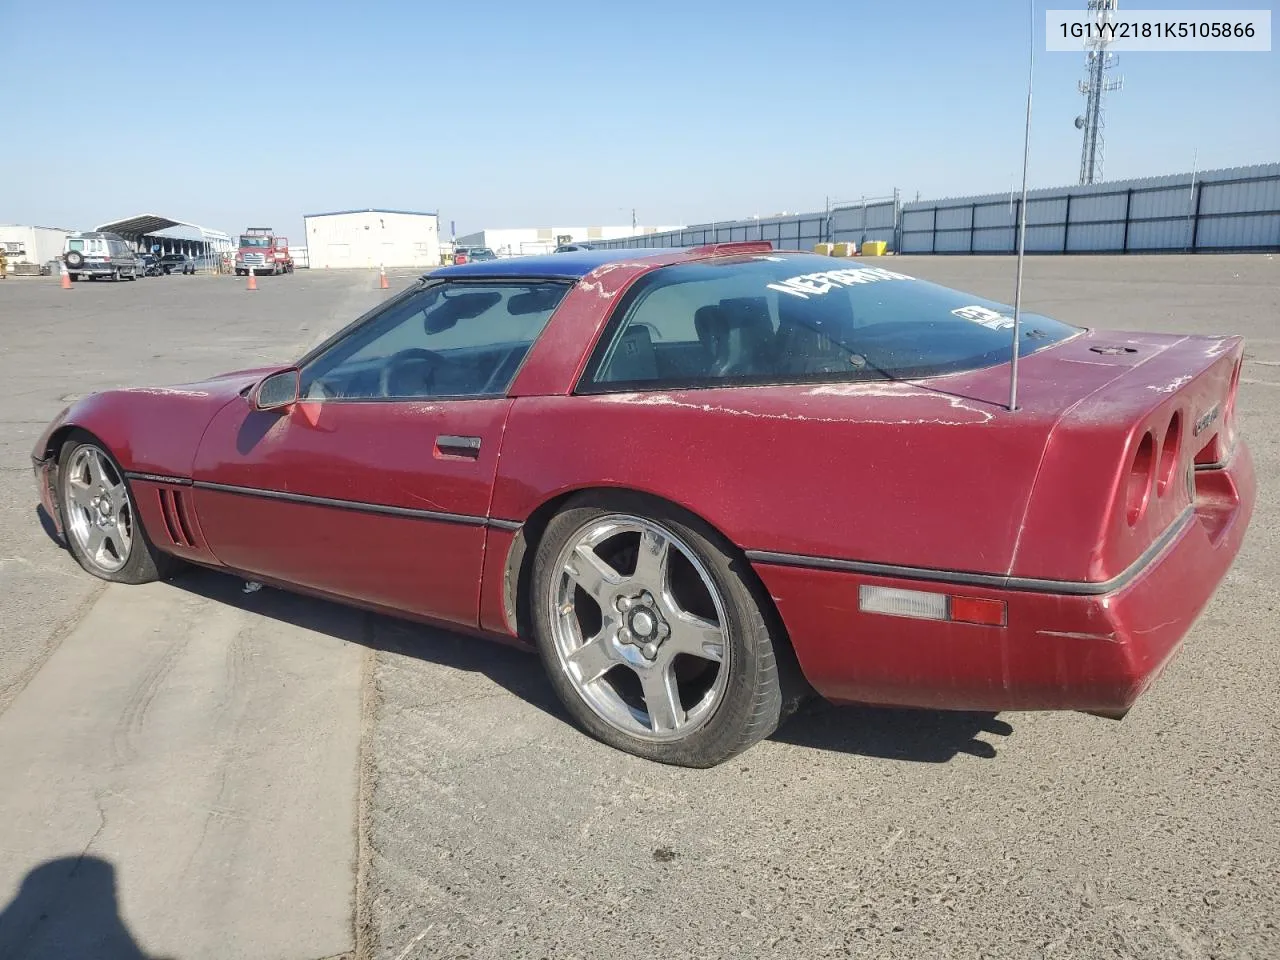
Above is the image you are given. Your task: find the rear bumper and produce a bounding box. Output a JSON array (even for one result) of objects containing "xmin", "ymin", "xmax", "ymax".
[{"xmin": 753, "ymin": 441, "xmax": 1255, "ymax": 715}]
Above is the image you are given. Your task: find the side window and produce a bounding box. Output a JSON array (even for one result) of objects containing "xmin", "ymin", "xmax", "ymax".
[
  {"xmin": 588, "ymin": 267, "xmax": 781, "ymax": 386},
  {"xmin": 300, "ymin": 280, "xmax": 568, "ymax": 401}
]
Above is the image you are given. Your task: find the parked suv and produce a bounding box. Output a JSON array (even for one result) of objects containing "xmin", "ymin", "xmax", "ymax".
[{"xmin": 62, "ymin": 232, "xmax": 140, "ymax": 281}]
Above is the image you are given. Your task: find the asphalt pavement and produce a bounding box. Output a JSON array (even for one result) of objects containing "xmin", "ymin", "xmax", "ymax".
[{"xmin": 1, "ymin": 255, "xmax": 1277, "ymax": 960}]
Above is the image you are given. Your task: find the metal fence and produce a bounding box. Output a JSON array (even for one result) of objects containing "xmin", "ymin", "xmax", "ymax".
[
  {"xmin": 591, "ymin": 163, "xmax": 1279, "ymax": 255},
  {"xmin": 592, "ymin": 195, "xmax": 900, "ymax": 252},
  {"xmin": 898, "ymin": 163, "xmax": 1280, "ymax": 254}
]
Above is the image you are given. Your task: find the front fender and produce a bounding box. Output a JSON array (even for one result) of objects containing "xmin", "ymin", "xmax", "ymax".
[{"xmin": 31, "ymin": 368, "xmax": 279, "ymax": 475}]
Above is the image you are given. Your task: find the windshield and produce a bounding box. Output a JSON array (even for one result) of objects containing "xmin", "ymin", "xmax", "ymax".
[
  {"xmin": 240, "ymin": 236, "xmax": 270, "ymax": 247},
  {"xmin": 585, "ymin": 253, "xmax": 1079, "ymax": 388}
]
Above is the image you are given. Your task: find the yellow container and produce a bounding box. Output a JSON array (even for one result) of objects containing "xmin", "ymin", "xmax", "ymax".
[
  {"xmin": 832, "ymin": 241, "xmax": 858, "ymax": 257},
  {"xmin": 862, "ymin": 240, "xmax": 888, "ymax": 257},
  {"xmin": 813, "ymin": 242, "xmax": 835, "ymax": 256}
]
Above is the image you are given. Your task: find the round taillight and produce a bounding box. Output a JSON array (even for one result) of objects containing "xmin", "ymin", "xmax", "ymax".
[
  {"xmin": 1157, "ymin": 412, "xmax": 1182, "ymax": 496},
  {"xmin": 1126, "ymin": 431, "xmax": 1155, "ymax": 525}
]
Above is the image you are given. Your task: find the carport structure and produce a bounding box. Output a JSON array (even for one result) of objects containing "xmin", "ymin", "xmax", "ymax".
[{"xmin": 95, "ymin": 214, "xmax": 233, "ymax": 259}]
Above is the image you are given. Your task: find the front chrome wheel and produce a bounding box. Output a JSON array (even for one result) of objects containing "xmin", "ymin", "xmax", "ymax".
[
  {"xmin": 62, "ymin": 445, "xmax": 134, "ymax": 573},
  {"xmin": 548, "ymin": 514, "xmax": 730, "ymax": 742}
]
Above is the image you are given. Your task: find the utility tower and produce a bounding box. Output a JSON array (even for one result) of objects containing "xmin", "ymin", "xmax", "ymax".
[{"xmin": 1075, "ymin": 0, "xmax": 1124, "ymax": 184}]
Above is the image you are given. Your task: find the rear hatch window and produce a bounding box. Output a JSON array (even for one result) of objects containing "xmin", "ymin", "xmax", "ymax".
[{"xmin": 586, "ymin": 252, "xmax": 1081, "ymax": 387}]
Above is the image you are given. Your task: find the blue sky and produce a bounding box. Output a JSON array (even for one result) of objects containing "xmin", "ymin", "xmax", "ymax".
[{"xmin": 2, "ymin": 0, "xmax": 1275, "ymax": 239}]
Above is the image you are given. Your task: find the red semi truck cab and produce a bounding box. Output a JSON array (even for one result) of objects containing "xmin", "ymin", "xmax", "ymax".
[{"xmin": 235, "ymin": 227, "xmax": 294, "ymax": 276}]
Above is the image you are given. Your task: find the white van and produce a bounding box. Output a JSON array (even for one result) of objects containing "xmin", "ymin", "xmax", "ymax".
[{"xmin": 63, "ymin": 232, "xmax": 141, "ymax": 281}]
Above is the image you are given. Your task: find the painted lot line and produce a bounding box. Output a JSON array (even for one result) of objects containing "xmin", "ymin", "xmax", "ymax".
[{"xmin": 0, "ymin": 579, "xmax": 362, "ymax": 960}]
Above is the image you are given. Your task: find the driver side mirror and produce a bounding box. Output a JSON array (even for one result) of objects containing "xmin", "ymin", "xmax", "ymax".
[{"xmin": 253, "ymin": 369, "xmax": 300, "ymax": 411}]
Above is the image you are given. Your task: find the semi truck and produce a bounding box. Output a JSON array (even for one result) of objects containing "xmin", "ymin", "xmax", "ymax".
[{"xmin": 235, "ymin": 227, "xmax": 294, "ymax": 276}]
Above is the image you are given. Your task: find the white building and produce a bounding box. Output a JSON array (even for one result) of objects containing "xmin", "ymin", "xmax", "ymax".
[
  {"xmin": 303, "ymin": 209, "xmax": 440, "ymax": 269},
  {"xmin": 0, "ymin": 224, "xmax": 72, "ymax": 269},
  {"xmin": 455, "ymin": 224, "xmax": 681, "ymax": 258}
]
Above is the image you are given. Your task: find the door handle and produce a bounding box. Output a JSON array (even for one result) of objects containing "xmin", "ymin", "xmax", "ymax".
[{"xmin": 435, "ymin": 435, "xmax": 481, "ymax": 458}]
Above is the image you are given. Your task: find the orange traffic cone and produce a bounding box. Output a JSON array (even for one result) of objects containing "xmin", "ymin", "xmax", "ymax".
[
  {"xmin": 379, "ymin": 266, "xmax": 389, "ymax": 289},
  {"xmin": 61, "ymin": 269, "xmax": 72, "ymax": 290},
  {"xmin": 246, "ymin": 269, "xmax": 257, "ymax": 291}
]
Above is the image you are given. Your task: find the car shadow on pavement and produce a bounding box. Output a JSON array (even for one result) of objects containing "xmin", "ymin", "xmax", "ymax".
[
  {"xmin": 35, "ymin": 505, "xmax": 61, "ymax": 546},
  {"xmin": 166, "ymin": 566, "xmax": 1013, "ymax": 765},
  {"xmin": 774, "ymin": 699, "xmax": 1014, "ymax": 762},
  {"xmin": 167, "ymin": 566, "xmax": 568, "ymax": 718},
  {"xmin": 0, "ymin": 855, "xmax": 172, "ymax": 960}
]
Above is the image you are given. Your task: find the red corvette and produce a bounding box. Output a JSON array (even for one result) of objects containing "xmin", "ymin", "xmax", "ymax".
[{"xmin": 31, "ymin": 243, "xmax": 1254, "ymax": 766}]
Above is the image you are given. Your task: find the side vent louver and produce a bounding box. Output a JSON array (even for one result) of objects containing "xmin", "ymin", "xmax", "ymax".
[{"xmin": 157, "ymin": 488, "xmax": 196, "ymax": 548}]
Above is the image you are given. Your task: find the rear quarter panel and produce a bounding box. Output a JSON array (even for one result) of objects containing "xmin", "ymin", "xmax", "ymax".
[{"xmin": 490, "ymin": 384, "xmax": 1053, "ymax": 575}]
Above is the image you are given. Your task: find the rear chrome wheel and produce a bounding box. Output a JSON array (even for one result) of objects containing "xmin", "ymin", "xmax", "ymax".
[
  {"xmin": 56, "ymin": 435, "xmax": 178, "ymax": 584},
  {"xmin": 532, "ymin": 494, "xmax": 802, "ymax": 767},
  {"xmin": 549, "ymin": 514, "xmax": 731, "ymax": 742}
]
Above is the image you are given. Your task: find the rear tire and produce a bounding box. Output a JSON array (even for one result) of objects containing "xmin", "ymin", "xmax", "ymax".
[
  {"xmin": 530, "ymin": 491, "xmax": 802, "ymax": 767},
  {"xmin": 55, "ymin": 432, "xmax": 180, "ymax": 584}
]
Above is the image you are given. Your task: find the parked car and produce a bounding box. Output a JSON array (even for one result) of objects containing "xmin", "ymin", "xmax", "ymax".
[
  {"xmin": 62, "ymin": 232, "xmax": 140, "ymax": 282},
  {"xmin": 554, "ymin": 242, "xmax": 594, "ymax": 253},
  {"xmin": 136, "ymin": 254, "xmax": 161, "ymax": 277},
  {"xmin": 159, "ymin": 254, "xmax": 196, "ymax": 275},
  {"xmin": 30, "ymin": 243, "xmax": 1254, "ymax": 767},
  {"xmin": 455, "ymin": 246, "xmax": 496, "ymax": 264}
]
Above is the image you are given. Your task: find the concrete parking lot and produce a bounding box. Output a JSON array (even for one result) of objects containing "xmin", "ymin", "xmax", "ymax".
[{"xmin": 1, "ymin": 254, "xmax": 1277, "ymax": 960}]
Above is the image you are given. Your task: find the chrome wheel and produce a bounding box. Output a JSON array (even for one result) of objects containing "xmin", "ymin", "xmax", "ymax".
[
  {"xmin": 549, "ymin": 514, "xmax": 730, "ymax": 742},
  {"xmin": 63, "ymin": 446, "xmax": 134, "ymax": 573}
]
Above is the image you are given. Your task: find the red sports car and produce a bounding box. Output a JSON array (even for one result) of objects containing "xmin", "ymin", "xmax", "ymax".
[{"xmin": 31, "ymin": 243, "xmax": 1254, "ymax": 767}]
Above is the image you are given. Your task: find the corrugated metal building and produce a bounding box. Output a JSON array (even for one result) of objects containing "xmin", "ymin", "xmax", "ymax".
[
  {"xmin": 303, "ymin": 209, "xmax": 440, "ymax": 269},
  {"xmin": 0, "ymin": 224, "xmax": 72, "ymax": 268},
  {"xmin": 455, "ymin": 225, "xmax": 678, "ymax": 257}
]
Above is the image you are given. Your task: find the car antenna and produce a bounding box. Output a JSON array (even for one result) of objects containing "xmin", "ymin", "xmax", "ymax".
[{"xmin": 1009, "ymin": 0, "xmax": 1036, "ymax": 412}]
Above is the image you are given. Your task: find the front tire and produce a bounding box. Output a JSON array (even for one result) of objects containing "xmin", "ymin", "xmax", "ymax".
[
  {"xmin": 530, "ymin": 492, "xmax": 795, "ymax": 767},
  {"xmin": 56, "ymin": 434, "xmax": 178, "ymax": 584}
]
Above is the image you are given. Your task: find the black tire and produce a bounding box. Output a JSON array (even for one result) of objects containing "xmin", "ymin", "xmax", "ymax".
[
  {"xmin": 530, "ymin": 491, "xmax": 806, "ymax": 767},
  {"xmin": 55, "ymin": 432, "xmax": 180, "ymax": 585},
  {"xmin": 65, "ymin": 251, "xmax": 84, "ymax": 269}
]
